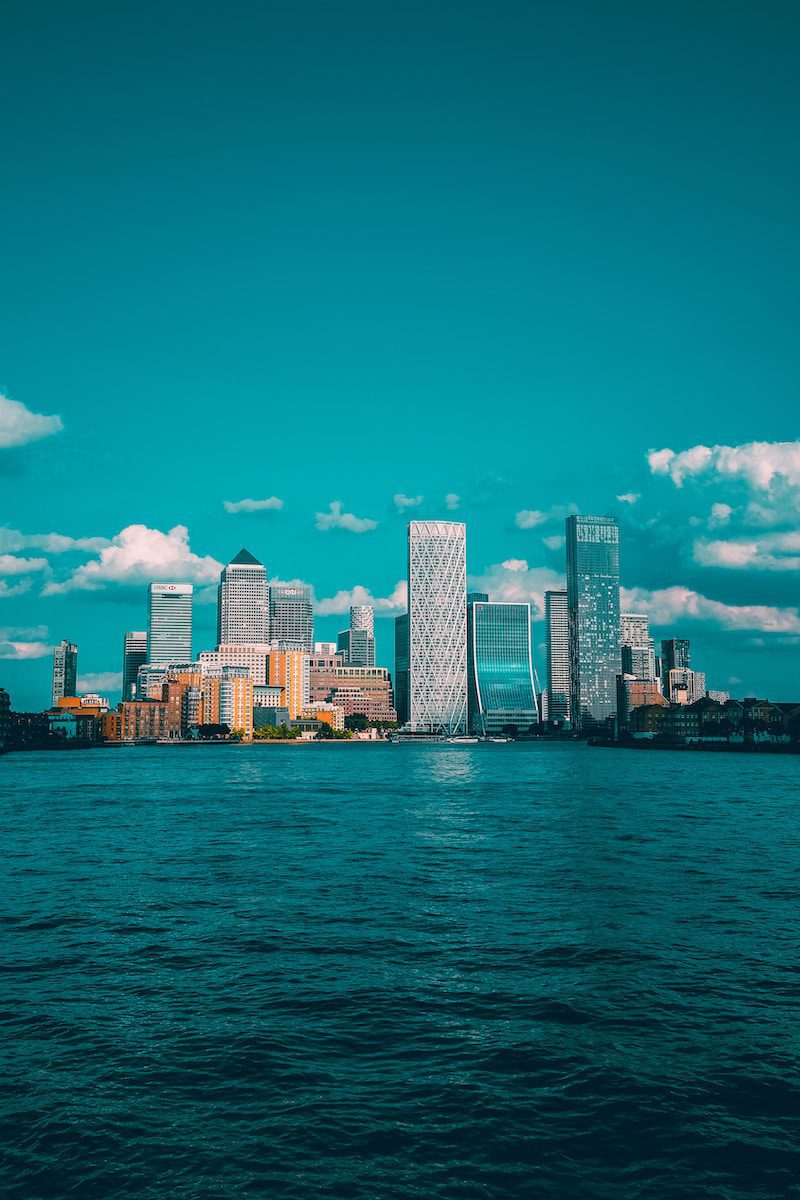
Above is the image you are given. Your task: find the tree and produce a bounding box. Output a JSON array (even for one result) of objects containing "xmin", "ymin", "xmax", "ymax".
[
  {"xmin": 198, "ymin": 723, "xmax": 230, "ymax": 740},
  {"xmin": 500, "ymin": 724, "xmax": 519, "ymax": 739},
  {"xmin": 345, "ymin": 713, "xmax": 369, "ymax": 731}
]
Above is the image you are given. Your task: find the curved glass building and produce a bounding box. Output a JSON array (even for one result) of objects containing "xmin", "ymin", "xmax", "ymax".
[{"xmin": 467, "ymin": 595, "xmax": 538, "ymax": 735}]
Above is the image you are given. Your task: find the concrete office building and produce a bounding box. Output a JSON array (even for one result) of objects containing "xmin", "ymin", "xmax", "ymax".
[{"xmin": 148, "ymin": 583, "xmax": 193, "ymax": 664}]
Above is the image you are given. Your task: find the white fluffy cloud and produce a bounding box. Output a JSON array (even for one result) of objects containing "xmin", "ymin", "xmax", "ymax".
[
  {"xmin": 0, "ymin": 393, "xmax": 63, "ymax": 449},
  {"xmin": 0, "ymin": 554, "xmax": 49, "ymax": 576},
  {"xmin": 444, "ymin": 493, "xmax": 460, "ymax": 511},
  {"xmin": 316, "ymin": 580, "xmax": 408, "ymax": 617},
  {"xmin": 468, "ymin": 559, "xmax": 564, "ymax": 618},
  {"xmin": 77, "ymin": 671, "xmax": 123, "ymax": 693},
  {"xmin": 43, "ymin": 524, "xmax": 222, "ymax": 594},
  {"xmin": 616, "ymin": 492, "xmax": 640, "ymax": 505},
  {"xmin": 393, "ymin": 493, "xmax": 424, "ymax": 512},
  {"xmin": 708, "ymin": 502, "xmax": 733, "ymax": 528},
  {"xmin": 515, "ymin": 503, "xmax": 578, "ymax": 530},
  {"xmin": 693, "ymin": 531, "xmax": 800, "ymax": 572},
  {"xmin": 648, "ymin": 440, "xmax": 800, "ymax": 491},
  {"xmin": 223, "ymin": 497, "xmax": 284, "ymax": 514},
  {"xmin": 0, "ymin": 580, "xmax": 32, "ymax": 598},
  {"xmin": 0, "ymin": 527, "xmax": 110, "ymax": 554},
  {"xmin": 0, "ymin": 626, "xmax": 52, "ymax": 659},
  {"xmin": 621, "ymin": 585, "xmax": 800, "ymax": 633},
  {"xmin": 315, "ymin": 502, "xmax": 378, "ymax": 533}
]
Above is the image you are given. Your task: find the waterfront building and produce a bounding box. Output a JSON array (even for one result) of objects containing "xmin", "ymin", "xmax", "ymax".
[
  {"xmin": 136, "ymin": 662, "xmax": 200, "ymax": 701},
  {"xmin": 467, "ymin": 595, "xmax": 537, "ymax": 735},
  {"xmin": 545, "ymin": 590, "xmax": 570, "ymax": 725},
  {"xmin": 148, "ymin": 583, "xmax": 193, "ymax": 664},
  {"xmin": 667, "ymin": 667, "xmax": 706, "ymax": 705},
  {"xmin": 217, "ymin": 548, "xmax": 269, "ymax": 644},
  {"xmin": 660, "ymin": 638, "xmax": 690, "ymax": 691},
  {"xmin": 616, "ymin": 675, "xmax": 668, "ymax": 728},
  {"xmin": 217, "ymin": 667, "xmax": 253, "ymax": 740},
  {"xmin": 122, "ymin": 631, "xmax": 148, "ymax": 700},
  {"xmin": 267, "ymin": 649, "xmax": 310, "ymax": 719},
  {"xmin": 198, "ymin": 643, "xmax": 272, "ymax": 686},
  {"xmin": 394, "ymin": 613, "xmax": 409, "ymax": 725},
  {"xmin": 300, "ymin": 703, "xmax": 345, "ymax": 732},
  {"xmin": 115, "ymin": 700, "xmax": 169, "ymax": 742},
  {"xmin": 407, "ymin": 520, "xmax": 467, "ymax": 734},
  {"xmin": 309, "ymin": 664, "xmax": 397, "ymax": 723},
  {"xmin": 52, "ymin": 639, "xmax": 78, "ymax": 705},
  {"xmin": 566, "ymin": 515, "xmax": 620, "ymax": 732},
  {"xmin": 0, "ymin": 687, "xmax": 10, "ymax": 750},
  {"xmin": 269, "ymin": 583, "xmax": 314, "ymax": 652}
]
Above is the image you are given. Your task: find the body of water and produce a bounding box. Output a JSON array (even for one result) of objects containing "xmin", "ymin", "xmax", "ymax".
[{"xmin": 1, "ymin": 742, "xmax": 798, "ymax": 1198}]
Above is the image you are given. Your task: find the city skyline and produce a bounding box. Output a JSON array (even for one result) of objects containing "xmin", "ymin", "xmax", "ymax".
[{"xmin": 1, "ymin": 5, "xmax": 799, "ymax": 707}]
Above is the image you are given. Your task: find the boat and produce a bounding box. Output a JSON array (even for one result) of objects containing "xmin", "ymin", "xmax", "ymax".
[
  {"xmin": 487, "ymin": 736, "xmax": 512, "ymax": 743},
  {"xmin": 446, "ymin": 735, "xmax": 479, "ymax": 744}
]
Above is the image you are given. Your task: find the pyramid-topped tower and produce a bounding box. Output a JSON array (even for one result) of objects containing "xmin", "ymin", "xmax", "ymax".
[{"xmin": 217, "ymin": 548, "xmax": 269, "ymax": 645}]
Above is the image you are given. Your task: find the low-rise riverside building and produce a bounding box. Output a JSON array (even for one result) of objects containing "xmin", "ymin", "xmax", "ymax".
[{"xmin": 308, "ymin": 664, "xmax": 396, "ymax": 723}]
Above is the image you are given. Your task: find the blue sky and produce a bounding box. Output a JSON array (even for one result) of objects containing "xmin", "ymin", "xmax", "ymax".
[{"xmin": 1, "ymin": 0, "xmax": 799, "ymax": 708}]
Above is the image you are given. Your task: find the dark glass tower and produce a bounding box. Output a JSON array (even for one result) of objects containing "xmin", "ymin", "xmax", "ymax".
[
  {"xmin": 566, "ymin": 515, "xmax": 620, "ymax": 732},
  {"xmin": 467, "ymin": 595, "xmax": 537, "ymax": 735}
]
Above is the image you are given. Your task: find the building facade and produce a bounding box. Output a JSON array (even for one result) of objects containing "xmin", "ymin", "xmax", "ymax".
[
  {"xmin": 308, "ymin": 664, "xmax": 396, "ymax": 723},
  {"xmin": 148, "ymin": 583, "xmax": 193, "ymax": 664},
  {"xmin": 269, "ymin": 583, "xmax": 314, "ymax": 652},
  {"xmin": 198, "ymin": 643, "xmax": 272, "ymax": 686},
  {"xmin": 52, "ymin": 639, "xmax": 78, "ymax": 705},
  {"xmin": 566, "ymin": 515, "xmax": 620, "ymax": 732},
  {"xmin": 217, "ymin": 548, "xmax": 269, "ymax": 644},
  {"xmin": 620, "ymin": 612, "xmax": 657, "ymax": 682},
  {"xmin": 407, "ymin": 520, "xmax": 467, "ymax": 734},
  {"xmin": 467, "ymin": 596, "xmax": 537, "ymax": 734},
  {"xmin": 394, "ymin": 613, "xmax": 409, "ymax": 725},
  {"xmin": 545, "ymin": 590, "xmax": 570, "ymax": 725},
  {"xmin": 122, "ymin": 631, "xmax": 148, "ymax": 700},
  {"xmin": 267, "ymin": 649, "xmax": 310, "ymax": 719}
]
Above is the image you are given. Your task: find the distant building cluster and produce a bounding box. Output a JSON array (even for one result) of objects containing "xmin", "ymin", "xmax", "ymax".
[{"xmin": 1, "ymin": 515, "xmax": 798, "ymax": 753}]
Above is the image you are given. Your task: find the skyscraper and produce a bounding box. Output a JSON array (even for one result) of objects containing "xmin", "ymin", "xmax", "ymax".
[
  {"xmin": 545, "ymin": 590, "xmax": 570, "ymax": 725},
  {"xmin": 621, "ymin": 612, "xmax": 657, "ymax": 681},
  {"xmin": 467, "ymin": 595, "xmax": 537, "ymax": 734},
  {"xmin": 566, "ymin": 514, "xmax": 620, "ymax": 732},
  {"xmin": 269, "ymin": 583, "xmax": 314, "ymax": 652},
  {"xmin": 661, "ymin": 638, "xmax": 691, "ymax": 693},
  {"xmin": 217, "ymin": 548, "xmax": 269, "ymax": 644},
  {"xmin": 338, "ymin": 605, "xmax": 375, "ymax": 667},
  {"xmin": 122, "ymin": 631, "xmax": 148, "ymax": 700},
  {"xmin": 52, "ymin": 639, "xmax": 78, "ymax": 705},
  {"xmin": 350, "ymin": 605, "xmax": 374, "ymax": 638},
  {"xmin": 148, "ymin": 583, "xmax": 193, "ymax": 664},
  {"xmin": 394, "ymin": 613, "xmax": 409, "ymax": 725},
  {"xmin": 407, "ymin": 520, "xmax": 467, "ymax": 734}
]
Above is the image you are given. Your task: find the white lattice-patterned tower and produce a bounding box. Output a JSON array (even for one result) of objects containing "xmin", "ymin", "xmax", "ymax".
[{"xmin": 407, "ymin": 520, "xmax": 467, "ymax": 734}]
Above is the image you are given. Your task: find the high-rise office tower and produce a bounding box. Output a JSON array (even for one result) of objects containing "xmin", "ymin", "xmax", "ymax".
[
  {"xmin": 467, "ymin": 594, "xmax": 537, "ymax": 734},
  {"xmin": 545, "ymin": 590, "xmax": 570, "ymax": 725},
  {"xmin": 394, "ymin": 613, "xmax": 409, "ymax": 725},
  {"xmin": 350, "ymin": 605, "xmax": 374, "ymax": 638},
  {"xmin": 269, "ymin": 583, "xmax": 314, "ymax": 652},
  {"xmin": 217, "ymin": 548, "xmax": 269, "ymax": 644},
  {"xmin": 407, "ymin": 520, "xmax": 467, "ymax": 734},
  {"xmin": 52, "ymin": 639, "xmax": 78, "ymax": 705},
  {"xmin": 661, "ymin": 638, "xmax": 691, "ymax": 692},
  {"xmin": 122, "ymin": 631, "xmax": 148, "ymax": 700},
  {"xmin": 148, "ymin": 583, "xmax": 193, "ymax": 664},
  {"xmin": 621, "ymin": 612, "xmax": 657, "ymax": 681},
  {"xmin": 566, "ymin": 514, "xmax": 620, "ymax": 732}
]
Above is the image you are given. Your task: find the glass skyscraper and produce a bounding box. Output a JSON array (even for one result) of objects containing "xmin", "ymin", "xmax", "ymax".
[
  {"xmin": 269, "ymin": 583, "xmax": 314, "ymax": 652},
  {"xmin": 394, "ymin": 612, "xmax": 409, "ymax": 726},
  {"xmin": 545, "ymin": 589, "xmax": 570, "ymax": 725},
  {"xmin": 122, "ymin": 630, "xmax": 148, "ymax": 700},
  {"xmin": 407, "ymin": 520, "xmax": 467, "ymax": 734},
  {"xmin": 148, "ymin": 583, "xmax": 193, "ymax": 665},
  {"xmin": 52, "ymin": 639, "xmax": 78, "ymax": 705},
  {"xmin": 566, "ymin": 514, "xmax": 620, "ymax": 732},
  {"xmin": 467, "ymin": 595, "xmax": 537, "ymax": 734},
  {"xmin": 217, "ymin": 548, "xmax": 269, "ymax": 645}
]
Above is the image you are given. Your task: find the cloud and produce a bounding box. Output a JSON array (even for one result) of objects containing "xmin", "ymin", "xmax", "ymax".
[
  {"xmin": 708, "ymin": 502, "xmax": 733, "ymax": 528},
  {"xmin": 444, "ymin": 493, "xmax": 460, "ymax": 511},
  {"xmin": 393, "ymin": 493, "xmax": 424, "ymax": 512},
  {"xmin": 693, "ymin": 532, "xmax": 800, "ymax": 572},
  {"xmin": 620, "ymin": 585, "xmax": 800, "ymax": 634},
  {"xmin": 542, "ymin": 535, "xmax": 564, "ymax": 551},
  {"xmin": 0, "ymin": 632, "xmax": 52, "ymax": 659},
  {"xmin": 0, "ymin": 393, "xmax": 63, "ymax": 449},
  {"xmin": 223, "ymin": 497, "xmax": 284, "ymax": 514},
  {"xmin": 77, "ymin": 671, "xmax": 123, "ymax": 693},
  {"xmin": 468, "ymin": 559, "xmax": 564, "ymax": 618},
  {"xmin": 42, "ymin": 524, "xmax": 223, "ymax": 594},
  {"xmin": 0, "ymin": 579, "xmax": 33, "ymax": 598},
  {"xmin": 648, "ymin": 441, "xmax": 800, "ymax": 491},
  {"xmin": 0, "ymin": 527, "xmax": 110, "ymax": 554},
  {"xmin": 515, "ymin": 503, "xmax": 578, "ymax": 530},
  {"xmin": 316, "ymin": 580, "xmax": 407, "ymax": 617},
  {"xmin": 617, "ymin": 493, "xmax": 640, "ymax": 505},
  {"xmin": 0, "ymin": 554, "xmax": 49, "ymax": 575},
  {"xmin": 315, "ymin": 501, "xmax": 378, "ymax": 533}
]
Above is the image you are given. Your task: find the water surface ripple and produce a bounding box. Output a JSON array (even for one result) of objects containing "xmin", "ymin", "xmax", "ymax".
[{"xmin": 2, "ymin": 743, "xmax": 799, "ymax": 1198}]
